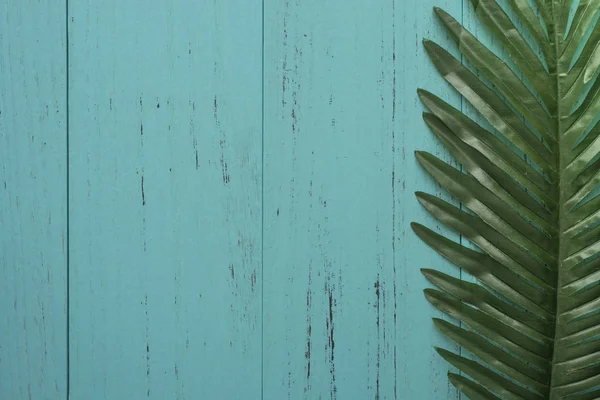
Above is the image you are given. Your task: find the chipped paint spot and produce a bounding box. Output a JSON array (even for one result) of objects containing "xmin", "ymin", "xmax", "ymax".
[
  {"xmin": 141, "ymin": 176, "xmax": 146, "ymax": 206},
  {"xmin": 250, "ymin": 270, "xmax": 257, "ymax": 292},
  {"xmin": 219, "ymin": 140, "xmax": 230, "ymax": 184},
  {"xmin": 305, "ymin": 285, "xmax": 313, "ymax": 389},
  {"xmin": 326, "ymin": 284, "xmax": 337, "ymax": 399},
  {"xmin": 144, "ymin": 295, "xmax": 150, "ymax": 397},
  {"xmin": 213, "ymin": 95, "xmax": 220, "ymax": 128},
  {"xmin": 375, "ymin": 278, "xmax": 381, "ymax": 399}
]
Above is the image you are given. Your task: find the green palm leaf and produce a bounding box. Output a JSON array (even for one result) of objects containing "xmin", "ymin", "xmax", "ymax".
[{"xmin": 413, "ymin": 1, "xmax": 600, "ymax": 398}]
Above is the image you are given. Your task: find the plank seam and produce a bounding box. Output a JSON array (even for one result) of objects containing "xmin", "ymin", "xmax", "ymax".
[
  {"xmin": 65, "ymin": 0, "xmax": 70, "ymax": 398},
  {"xmin": 261, "ymin": 0, "xmax": 265, "ymax": 399}
]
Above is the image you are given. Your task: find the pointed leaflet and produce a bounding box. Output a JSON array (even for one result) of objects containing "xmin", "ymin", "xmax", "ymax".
[{"xmin": 448, "ymin": 373, "xmax": 502, "ymax": 400}]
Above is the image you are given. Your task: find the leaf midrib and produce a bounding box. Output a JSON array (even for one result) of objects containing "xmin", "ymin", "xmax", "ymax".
[{"xmin": 549, "ymin": 1, "xmax": 566, "ymax": 398}]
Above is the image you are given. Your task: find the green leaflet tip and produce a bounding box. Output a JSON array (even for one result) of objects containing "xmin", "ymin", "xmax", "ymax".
[
  {"xmin": 414, "ymin": 150, "xmax": 427, "ymax": 160},
  {"xmin": 447, "ymin": 373, "xmax": 462, "ymax": 384},
  {"xmin": 420, "ymin": 267, "xmax": 435, "ymax": 277},
  {"xmin": 435, "ymin": 347, "xmax": 453, "ymax": 359},
  {"xmin": 422, "ymin": 39, "xmax": 440, "ymax": 55},
  {"xmin": 422, "ymin": 113, "xmax": 448, "ymax": 136},
  {"xmin": 414, "ymin": 151, "xmax": 438, "ymax": 168},
  {"xmin": 422, "ymin": 40, "xmax": 443, "ymax": 54},
  {"xmin": 416, "ymin": 88, "xmax": 431, "ymax": 97},
  {"xmin": 423, "ymin": 288, "xmax": 438, "ymax": 299},
  {"xmin": 411, "ymin": 222, "xmax": 427, "ymax": 237},
  {"xmin": 432, "ymin": 318, "xmax": 454, "ymax": 331},
  {"xmin": 433, "ymin": 6, "xmax": 452, "ymax": 20},
  {"xmin": 431, "ymin": 318, "xmax": 447, "ymax": 328},
  {"xmin": 414, "ymin": 190, "xmax": 427, "ymax": 199},
  {"xmin": 414, "ymin": 193, "xmax": 428, "ymax": 208},
  {"xmin": 422, "ymin": 112, "xmax": 437, "ymax": 125}
]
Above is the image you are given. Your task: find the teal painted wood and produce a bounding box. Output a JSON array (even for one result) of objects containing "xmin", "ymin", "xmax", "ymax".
[
  {"xmin": 263, "ymin": 1, "xmax": 462, "ymax": 398},
  {"xmin": 67, "ymin": 1, "xmax": 262, "ymax": 399},
  {"xmin": 0, "ymin": 1, "xmax": 68, "ymax": 399},
  {"xmin": 0, "ymin": 0, "xmax": 517, "ymax": 398}
]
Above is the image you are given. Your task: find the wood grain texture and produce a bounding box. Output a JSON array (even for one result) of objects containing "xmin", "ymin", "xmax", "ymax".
[
  {"xmin": 0, "ymin": 1, "xmax": 68, "ymax": 399},
  {"xmin": 263, "ymin": 1, "xmax": 462, "ymax": 398},
  {"xmin": 0, "ymin": 1, "xmax": 513, "ymax": 398},
  {"xmin": 67, "ymin": 1, "xmax": 262, "ymax": 399}
]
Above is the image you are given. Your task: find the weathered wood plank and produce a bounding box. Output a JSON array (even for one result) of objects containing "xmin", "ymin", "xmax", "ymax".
[
  {"xmin": 67, "ymin": 1, "xmax": 262, "ymax": 398},
  {"xmin": 0, "ymin": 1, "xmax": 68, "ymax": 399},
  {"xmin": 263, "ymin": 0, "xmax": 462, "ymax": 398},
  {"xmin": 395, "ymin": 0, "xmax": 464, "ymax": 397}
]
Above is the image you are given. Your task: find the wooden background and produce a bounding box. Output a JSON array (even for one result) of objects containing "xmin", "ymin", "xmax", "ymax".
[{"xmin": 0, "ymin": 0, "xmax": 507, "ymax": 399}]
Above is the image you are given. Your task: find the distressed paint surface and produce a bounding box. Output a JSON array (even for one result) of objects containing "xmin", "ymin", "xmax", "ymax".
[
  {"xmin": 0, "ymin": 1, "xmax": 68, "ymax": 399},
  {"xmin": 263, "ymin": 0, "xmax": 462, "ymax": 399},
  {"xmin": 67, "ymin": 1, "xmax": 262, "ymax": 399},
  {"xmin": 0, "ymin": 0, "xmax": 522, "ymax": 399}
]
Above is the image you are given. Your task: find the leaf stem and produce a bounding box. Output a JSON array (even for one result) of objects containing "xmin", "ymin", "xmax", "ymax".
[{"xmin": 549, "ymin": 1, "xmax": 565, "ymax": 398}]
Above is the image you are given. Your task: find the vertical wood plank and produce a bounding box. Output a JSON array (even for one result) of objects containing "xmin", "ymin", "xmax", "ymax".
[
  {"xmin": 0, "ymin": 1, "xmax": 67, "ymax": 399},
  {"xmin": 263, "ymin": 0, "xmax": 462, "ymax": 398},
  {"xmin": 394, "ymin": 0, "xmax": 463, "ymax": 397},
  {"xmin": 68, "ymin": 1, "xmax": 262, "ymax": 399}
]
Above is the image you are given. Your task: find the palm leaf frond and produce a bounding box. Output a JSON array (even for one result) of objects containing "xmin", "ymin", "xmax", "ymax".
[{"xmin": 413, "ymin": 1, "xmax": 600, "ymax": 398}]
